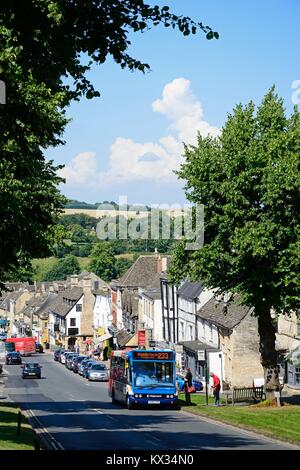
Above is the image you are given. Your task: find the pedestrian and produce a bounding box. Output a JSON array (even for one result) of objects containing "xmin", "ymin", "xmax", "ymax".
[
  {"xmin": 183, "ymin": 367, "xmax": 193, "ymax": 405},
  {"xmin": 210, "ymin": 372, "xmax": 221, "ymax": 406}
]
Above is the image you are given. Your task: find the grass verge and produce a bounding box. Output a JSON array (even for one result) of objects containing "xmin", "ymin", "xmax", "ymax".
[
  {"xmin": 0, "ymin": 403, "xmax": 35, "ymax": 450},
  {"xmin": 178, "ymin": 393, "xmax": 300, "ymax": 445}
]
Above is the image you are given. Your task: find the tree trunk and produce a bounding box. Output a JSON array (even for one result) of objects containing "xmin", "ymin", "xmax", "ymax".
[{"xmin": 257, "ymin": 307, "xmax": 280, "ymax": 400}]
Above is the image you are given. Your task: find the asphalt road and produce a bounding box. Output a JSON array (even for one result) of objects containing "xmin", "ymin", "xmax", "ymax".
[{"xmin": 3, "ymin": 353, "xmax": 292, "ymax": 450}]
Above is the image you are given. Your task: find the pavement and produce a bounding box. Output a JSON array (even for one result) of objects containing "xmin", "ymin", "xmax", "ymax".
[{"xmin": 1, "ymin": 353, "xmax": 296, "ymax": 450}]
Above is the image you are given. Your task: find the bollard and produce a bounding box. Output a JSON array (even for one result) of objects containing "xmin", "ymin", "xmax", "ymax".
[{"xmin": 17, "ymin": 411, "xmax": 22, "ymax": 435}]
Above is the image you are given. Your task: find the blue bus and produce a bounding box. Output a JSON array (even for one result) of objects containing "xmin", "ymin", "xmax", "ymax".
[{"xmin": 108, "ymin": 349, "xmax": 177, "ymax": 409}]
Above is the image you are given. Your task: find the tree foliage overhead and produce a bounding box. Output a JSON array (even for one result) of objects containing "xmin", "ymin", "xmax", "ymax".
[
  {"xmin": 170, "ymin": 89, "xmax": 300, "ymax": 393},
  {"xmin": 0, "ymin": 1, "xmax": 217, "ymax": 289}
]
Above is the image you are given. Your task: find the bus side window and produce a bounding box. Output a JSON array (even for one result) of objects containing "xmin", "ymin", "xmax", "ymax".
[{"xmin": 125, "ymin": 361, "xmax": 131, "ymax": 383}]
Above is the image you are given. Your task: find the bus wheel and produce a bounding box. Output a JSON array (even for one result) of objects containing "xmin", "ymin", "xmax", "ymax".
[
  {"xmin": 126, "ymin": 395, "xmax": 133, "ymax": 410},
  {"xmin": 111, "ymin": 389, "xmax": 116, "ymax": 404}
]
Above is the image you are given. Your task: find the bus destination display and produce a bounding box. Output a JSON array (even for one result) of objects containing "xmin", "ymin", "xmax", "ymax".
[{"xmin": 132, "ymin": 351, "xmax": 173, "ymax": 361}]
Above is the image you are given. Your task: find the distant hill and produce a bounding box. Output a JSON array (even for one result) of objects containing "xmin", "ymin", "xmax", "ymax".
[
  {"xmin": 65, "ymin": 200, "xmax": 150, "ymax": 211},
  {"xmin": 65, "ymin": 199, "xmax": 98, "ymax": 209}
]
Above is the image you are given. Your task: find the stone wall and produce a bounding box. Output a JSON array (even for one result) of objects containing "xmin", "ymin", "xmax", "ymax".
[
  {"xmin": 277, "ymin": 312, "xmax": 300, "ymax": 352},
  {"xmin": 231, "ymin": 312, "xmax": 263, "ymax": 387},
  {"xmin": 219, "ymin": 312, "xmax": 263, "ymax": 387}
]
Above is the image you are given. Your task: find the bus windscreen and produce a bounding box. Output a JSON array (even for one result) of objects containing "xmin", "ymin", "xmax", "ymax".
[{"xmin": 132, "ymin": 361, "xmax": 174, "ymax": 388}]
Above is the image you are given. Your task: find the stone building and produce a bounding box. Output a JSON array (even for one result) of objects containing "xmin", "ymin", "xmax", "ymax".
[
  {"xmin": 196, "ymin": 295, "xmax": 263, "ymax": 388},
  {"xmin": 276, "ymin": 312, "xmax": 300, "ymax": 390}
]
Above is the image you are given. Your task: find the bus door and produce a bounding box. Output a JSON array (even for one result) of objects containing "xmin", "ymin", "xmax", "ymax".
[{"xmin": 114, "ymin": 356, "xmax": 126, "ymax": 403}]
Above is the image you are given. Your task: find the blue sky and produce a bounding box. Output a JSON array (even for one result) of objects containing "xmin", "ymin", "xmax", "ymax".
[{"xmin": 48, "ymin": 0, "xmax": 300, "ymax": 206}]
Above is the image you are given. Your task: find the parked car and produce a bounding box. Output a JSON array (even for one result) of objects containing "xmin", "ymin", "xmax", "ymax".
[
  {"xmin": 35, "ymin": 343, "xmax": 44, "ymax": 353},
  {"xmin": 60, "ymin": 351, "xmax": 70, "ymax": 364},
  {"xmin": 66, "ymin": 354, "xmax": 78, "ymax": 370},
  {"xmin": 87, "ymin": 363, "xmax": 109, "ymax": 382},
  {"xmin": 72, "ymin": 356, "xmax": 87, "ymax": 373},
  {"xmin": 78, "ymin": 359, "xmax": 90, "ymax": 376},
  {"xmin": 83, "ymin": 360, "xmax": 96, "ymax": 379},
  {"xmin": 21, "ymin": 363, "xmax": 42, "ymax": 379},
  {"xmin": 6, "ymin": 352, "xmax": 22, "ymax": 365},
  {"xmin": 54, "ymin": 348, "xmax": 64, "ymax": 362},
  {"xmin": 176, "ymin": 374, "xmax": 204, "ymax": 392}
]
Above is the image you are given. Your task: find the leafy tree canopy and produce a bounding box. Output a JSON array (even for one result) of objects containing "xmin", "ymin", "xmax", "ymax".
[
  {"xmin": 0, "ymin": 1, "xmax": 217, "ymax": 290},
  {"xmin": 170, "ymin": 88, "xmax": 300, "ymax": 393},
  {"xmin": 43, "ymin": 254, "xmax": 80, "ymax": 281},
  {"xmin": 88, "ymin": 243, "xmax": 117, "ymax": 282}
]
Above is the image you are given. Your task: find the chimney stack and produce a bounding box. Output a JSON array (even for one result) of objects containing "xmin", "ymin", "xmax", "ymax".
[
  {"xmin": 157, "ymin": 254, "xmax": 162, "ymax": 273},
  {"xmin": 70, "ymin": 275, "xmax": 79, "ymax": 287}
]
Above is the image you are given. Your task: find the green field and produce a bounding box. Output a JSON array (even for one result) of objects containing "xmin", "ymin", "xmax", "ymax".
[
  {"xmin": 179, "ymin": 393, "xmax": 300, "ymax": 445},
  {"xmin": 0, "ymin": 403, "xmax": 35, "ymax": 450},
  {"xmin": 32, "ymin": 256, "xmax": 91, "ymax": 281}
]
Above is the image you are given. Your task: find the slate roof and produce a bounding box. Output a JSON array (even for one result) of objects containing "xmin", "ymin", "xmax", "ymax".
[
  {"xmin": 116, "ymin": 329, "xmax": 134, "ymax": 348},
  {"xmin": 197, "ymin": 295, "xmax": 253, "ymax": 330},
  {"xmin": 0, "ymin": 291, "xmax": 24, "ymax": 311},
  {"xmin": 22, "ymin": 294, "xmax": 49, "ymax": 317},
  {"xmin": 178, "ymin": 340, "xmax": 219, "ymax": 353},
  {"xmin": 115, "ymin": 255, "xmax": 170, "ymax": 289},
  {"xmin": 141, "ymin": 288, "xmax": 161, "ymax": 301},
  {"xmin": 22, "ymin": 293, "xmax": 58, "ymax": 320},
  {"xmin": 49, "ymin": 286, "xmax": 83, "ymax": 318},
  {"xmin": 177, "ymin": 281, "xmax": 204, "ymax": 301}
]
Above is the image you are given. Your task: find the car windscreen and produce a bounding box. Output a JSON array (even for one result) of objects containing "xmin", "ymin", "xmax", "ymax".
[
  {"xmin": 91, "ymin": 364, "xmax": 106, "ymax": 370},
  {"xmin": 26, "ymin": 364, "xmax": 39, "ymax": 368},
  {"xmin": 76, "ymin": 356, "xmax": 87, "ymax": 363}
]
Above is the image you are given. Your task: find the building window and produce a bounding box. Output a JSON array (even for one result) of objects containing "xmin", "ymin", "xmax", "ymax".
[
  {"xmin": 76, "ymin": 304, "xmax": 82, "ymax": 312},
  {"xmin": 296, "ymin": 367, "xmax": 300, "ymax": 386},
  {"xmin": 70, "ymin": 318, "xmax": 76, "ymax": 327},
  {"xmin": 196, "ymin": 362, "xmax": 205, "ymax": 379},
  {"xmin": 189, "ymin": 325, "xmax": 193, "ymax": 341},
  {"xmin": 179, "ymin": 322, "xmax": 184, "ymax": 341}
]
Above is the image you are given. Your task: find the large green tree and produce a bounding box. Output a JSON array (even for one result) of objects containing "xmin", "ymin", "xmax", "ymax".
[
  {"xmin": 170, "ymin": 89, "xmax": 300, "ymax": 397},
  {"xmin": 43, "ymin": 254, "xmax": 80, "ymax": 280},
  {"xmin": 89, "ymin": 243, "xmax": 117, "ymax": 282},
  {"xmin": 0, "ymin": 1, "xmax": 217, "ymax": 289}
]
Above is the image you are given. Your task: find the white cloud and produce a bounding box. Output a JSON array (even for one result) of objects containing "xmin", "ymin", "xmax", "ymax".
[
  {"xmin": 60, "ymin": 78, "xmax": 219, "ymax": 188},
  {"xmin": 153, "ymin": 78, "xmax": 220, "ymax": 144},
  {"xmin": 59, "ymin": 152, "xmax": 98, "ymax": 185}
]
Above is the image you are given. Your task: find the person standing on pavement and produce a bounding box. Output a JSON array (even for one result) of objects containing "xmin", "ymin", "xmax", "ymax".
[
  {"xmin": 184, "ymin": 367, "xmax": 193, "ymax": 406},
  {"xmin": 210, "ymin": 372, "xmax": 221, "ymax": 406}
]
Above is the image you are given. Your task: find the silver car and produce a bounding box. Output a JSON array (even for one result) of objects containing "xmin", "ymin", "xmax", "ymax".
[{"xmin": 87, "ymin": 363, "xmax": 109, "ymax": 382}]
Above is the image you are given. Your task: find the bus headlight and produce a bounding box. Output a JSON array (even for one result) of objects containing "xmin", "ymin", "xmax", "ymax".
[
  {"xmin": 139, "ymin": 394, "xmax": 142, "ymax": 398},
  {"xmin": 170, "ymin": 395, "xmax": 174, "ymax": 399},
  {"xmin": 166, "ymin": 395, "xmax": 169, "ymax": 398},
  {"xmin": 134, "ymin": 394, "xmax": 139, "ymax": 398}
]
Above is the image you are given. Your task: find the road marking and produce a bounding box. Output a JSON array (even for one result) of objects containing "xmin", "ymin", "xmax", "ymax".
[
  {"xmin": 92, "ymin": 408, "xmax": 118, "ymax": 422},
  {"xmin": 23, "ymin": 408, "xmax": 65, "ymax": 450}
]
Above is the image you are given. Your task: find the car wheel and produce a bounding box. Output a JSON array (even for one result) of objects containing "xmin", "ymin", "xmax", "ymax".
[{"xmin": 38, "ymin": 375, "xmax": 41, "ymax": 379}]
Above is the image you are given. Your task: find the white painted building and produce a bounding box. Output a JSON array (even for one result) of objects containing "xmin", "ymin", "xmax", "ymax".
[
  {"xmin": 139, "ymin": 288, "xmax": 163, "ymax": 342},
  {"xmin": 93, "ymin": 291, "xmax": 112, "ymax": 333}
]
